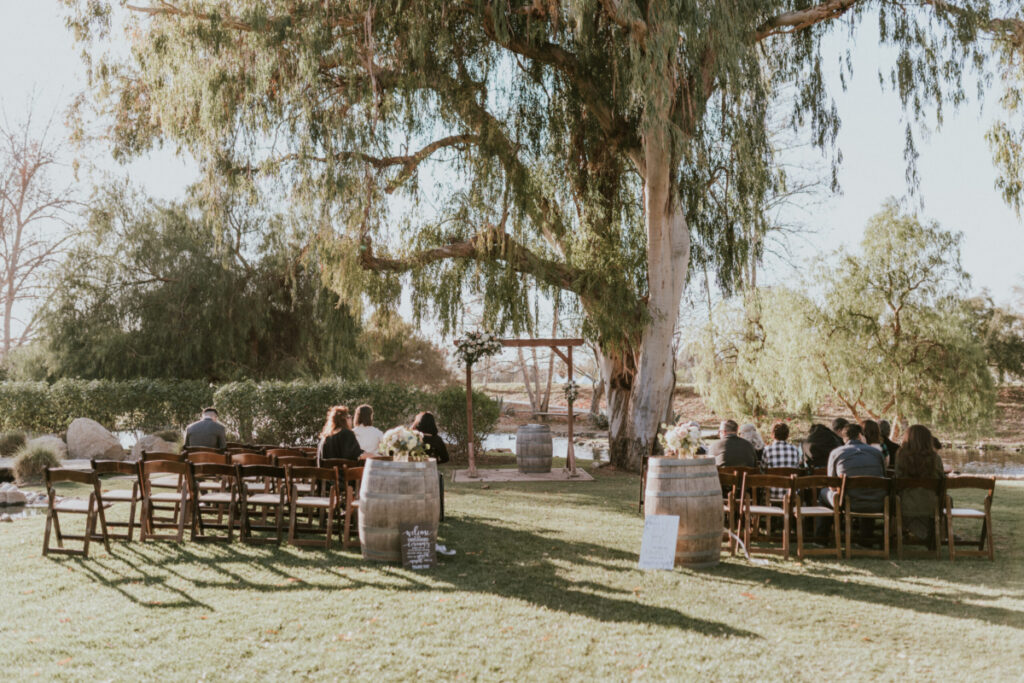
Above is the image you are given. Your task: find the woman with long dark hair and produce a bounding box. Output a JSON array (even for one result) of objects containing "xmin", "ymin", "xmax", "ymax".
[
  {"xmin": 411, "ymin": 411, "xmax": 449, "ymax": 464},
  {"xmin": 861, "ymin": 419, "xmax": 883, "ymax": 452},
  {"xmin": 894, "ymin": 424, "xmax": 945, "ymax": 545},
  {"xmin": 316, "ymin": 405, "xmax": 364, "ymax": 466}
]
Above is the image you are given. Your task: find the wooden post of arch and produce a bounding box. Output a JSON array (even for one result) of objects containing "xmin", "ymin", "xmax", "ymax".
[{"xmin": 461, "ymin": 337, "xmax": 585, "ymax": 477}]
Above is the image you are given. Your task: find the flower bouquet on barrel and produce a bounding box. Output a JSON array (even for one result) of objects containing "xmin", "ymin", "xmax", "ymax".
[
  {"xmin": 658, "ymin": 420, "xmax": 704, "ymax": 458},
  {"xmin": 379, "ymin": 426, "xmax": 431, "ymax": 462}
]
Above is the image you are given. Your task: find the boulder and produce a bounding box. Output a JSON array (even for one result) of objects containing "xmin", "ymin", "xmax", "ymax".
[
  {"xmin": 24, "ymin": 435, "xmax": 68, "ymax": 460},
  {"xmin": 129, "ymin": 434, "xmax": 177, "ymax": 462},
  {"xmin": 66, "ymin": 418, "xmax": 126, "ymax": 461}
]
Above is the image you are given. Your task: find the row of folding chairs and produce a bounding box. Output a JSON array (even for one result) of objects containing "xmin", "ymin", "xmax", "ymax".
[
  {"xmin": 721, "ymin": 468, "xmax": 995, "ymax": 562},
  {"xmin": 41, "ymin": 456, "xmax": 363, "ymax": 558}
]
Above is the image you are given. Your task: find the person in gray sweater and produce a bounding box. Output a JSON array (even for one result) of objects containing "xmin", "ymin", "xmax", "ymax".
[{"xmin": 184, "ymin": 408, "xmax": 227, "ymax": 450}]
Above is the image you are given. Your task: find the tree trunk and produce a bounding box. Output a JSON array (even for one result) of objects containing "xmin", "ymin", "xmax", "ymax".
[
  {"xmin": 604, "ymin": 135, "xmax": 690, "ymax": 472},
  {"xmin": 518, "ymin": 347, "xmax": 538, "ymax": 413}
]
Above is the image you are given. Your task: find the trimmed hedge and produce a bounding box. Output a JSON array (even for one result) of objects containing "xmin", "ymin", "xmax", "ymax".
[
  {"xmin": 0, "ymin": 380, "xmax": 212, "ymax": 434},
  {"xmin": 0, "ymin": 379, "xmax": 500, "ymax": 448},
  {"xmin": 214, "ymin": 379, "xmax": 426, "ymax": 444}
]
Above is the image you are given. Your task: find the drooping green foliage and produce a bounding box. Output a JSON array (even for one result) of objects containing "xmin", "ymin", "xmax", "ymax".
[
  {"xmin": 60, "ymin": 0, "xmax": 1024, "ymax": 467},
  {"xmin": 694, "ymin": 200, "xmax": 999, "ymax": 433},
  {"xmin": 40, "ymin": 186, "xmax": 365, "ymax": 381},
  {"xmin": 360, "ymin": 313, "xmax": 455, "ymax": 389},
  {"xmin": 967, "ymin": 294, "xmax": 1024, "ymax": 381}
]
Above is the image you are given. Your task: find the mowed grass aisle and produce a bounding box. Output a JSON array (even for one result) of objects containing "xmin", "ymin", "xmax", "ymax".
[{"xmin": 3, "ymin": 469, "xmax": 1023, "ymax": 680}]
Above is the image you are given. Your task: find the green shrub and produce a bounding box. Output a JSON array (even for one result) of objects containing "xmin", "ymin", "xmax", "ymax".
[
  {"xmin": 431, "ymin": 386, "xmax": 501, "ymax": 460},
  {"xmin": 0, "ymin": 431, "xmax": 26, "ymax": 456},
  {"xmin": 13, "ymin": 445, "xmax": 61, "ymax": 483}
]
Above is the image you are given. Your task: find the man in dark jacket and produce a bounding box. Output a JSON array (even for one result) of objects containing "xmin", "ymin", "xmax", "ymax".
[
  {"xmin": 708, "ymin": 419, "xmax": 757, "ymax": 468},
  {"xmin": 184, "ymin": 407, "xmax": 227, "ymax": 450},
  {"xmin": 803, "ymin": 422, "xmax": 844, "ymax": 468}
]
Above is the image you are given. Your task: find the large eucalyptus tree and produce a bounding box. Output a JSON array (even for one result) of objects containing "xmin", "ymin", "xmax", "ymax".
[{"xmin": 63, "ymin": 1, "xmax": 1024, "ymax": 470}]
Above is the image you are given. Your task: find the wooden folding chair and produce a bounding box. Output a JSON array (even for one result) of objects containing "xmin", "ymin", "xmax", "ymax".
[
  {"xmin": 944, "ymin": 476, "xmax": 995, "ymax": 561},
  {"xmin": 236, "ymin": 464, "xmax": 287, "ymax": 545},
  {"xmin": 286, "ymin": 466, "xmax": 343, "ymax": 549},
  {"xmin": 791, "ymin": 475, "xmax": 843, "ymax": 560},
  {"xmin": 91, "ymin": 459, "xmax": 139, "ymax": 543},
  {"xmin": 138, "ymin": 459, "xmax": 191, "ymax": 542},
  {"xmin": 42, "ymin": 468, "xmax": 111, "ymax": 557},
  {"xmin": 341, "ymin": 465, "xmax": 364, "ymax": 549},
  {"xmin": 717, "ymin": 470, "xmax": 743, "ymax": 555},
  {"xmin": 893, "ymin": 477, "xmax": 943, "ymax": 560},
  {"xmin": 184, "ymin": 445, "xmax": 225, "ymax": 455},
  {"xmin": 189, "ymin": 462, "xmax": 239, "ymax": 542},
  {"xmin": 738, "ymin": 473, "xmax": 794, "ymax": 559},
  {"xmin": 843, "ymin": 476, "xmax": 891, "ymax": 559}
]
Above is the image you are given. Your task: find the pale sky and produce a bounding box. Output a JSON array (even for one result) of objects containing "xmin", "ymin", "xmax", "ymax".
[{"xmin": 1, "ymin": 1, "xmax": 1022, "ymax": 313}]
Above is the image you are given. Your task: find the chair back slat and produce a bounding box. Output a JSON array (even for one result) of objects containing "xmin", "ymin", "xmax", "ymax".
[
  {"xmin": 944, "ymin": 476, "xmax": 995, "ymax": 491},
  {"xmin": 792, "ymin": 475, "xmax": 843, "ymax": 490},
  {"xmin": 287, "ymin": 466, "xmax": 338, "ymax": 482},
  {"xmin": 46, "ymin": 467, "xmax": 98, "ymax": 486},
  {"xmin": 742, "ymin": 474, "xmax": 794, "ymax": 490},
  {"xmin": 842, "ymin": 475, "xmax": 891, "ymax": 491},
  {"xmin": 763, "ymin": 467, "xmax": 803, "ymax": 477},
  {"xmin": 142, "ymin": 451, "xmax": 185, "ymax": 463},
  {"xmin": 91, "ymin": 459, "xmax": 137, "ymax": 476},
  {"xmin": 267, "ymin": 448, "xmax": 305, "ymax": 459},
  {"xmin": 893, "ymin": 477, "xmax": 943, "ymax": 494},
  {"xmin": 236, "ymin": 464, "xmax": 286, "ymax": 479},
  {"xmin": 191, "ymin": 462, "xmax": 237, "ymax": 479},
  {"xmin": 232, "ymin": 453, "xmax": 273, "ymax": 466},
  {"xmin": 276, "ymin": 455, "xmax": 317, "ymax": 468},
  {"xmin": 188, "ymin": 452, "xmax": 231, "ymax": 465},
  {"xmin": 140, "ymin": 459, "xmax": 191, "ymax": 476}
]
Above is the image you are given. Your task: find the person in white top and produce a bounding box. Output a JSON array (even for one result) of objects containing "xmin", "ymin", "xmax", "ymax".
[{"xmin": 351, "ymin": 404, "xmax": 384, "ymax": 454}]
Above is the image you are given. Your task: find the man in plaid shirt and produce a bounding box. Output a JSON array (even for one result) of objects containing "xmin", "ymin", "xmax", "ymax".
[{"xmin": 762, "ymin": 422, "xmax": 802, "ymax": 502}]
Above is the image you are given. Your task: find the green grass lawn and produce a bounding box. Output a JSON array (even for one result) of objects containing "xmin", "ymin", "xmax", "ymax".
[{"xmin": 3, "ymin": 468, "xmax": 1022, "ymax": 680}]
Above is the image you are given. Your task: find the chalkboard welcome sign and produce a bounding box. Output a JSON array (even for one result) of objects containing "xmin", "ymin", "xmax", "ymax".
[{"xmin": 399, "ymin": 523, "xmax": 437, "ymax": 570}]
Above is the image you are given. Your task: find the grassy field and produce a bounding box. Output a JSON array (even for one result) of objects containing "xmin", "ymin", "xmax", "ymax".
[{"xmin": 3, "ymin": 467, "xmax": 1022, "ymax": 680}]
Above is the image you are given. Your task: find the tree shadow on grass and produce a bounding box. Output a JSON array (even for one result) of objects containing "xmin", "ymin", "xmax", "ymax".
[
  {"xmin": 51, "ymin": 515, "xmax": 757, "ymax": 639},
  {"xmin": 701, "ymin": 560, "xmax": 1024, "ymax": 630}
]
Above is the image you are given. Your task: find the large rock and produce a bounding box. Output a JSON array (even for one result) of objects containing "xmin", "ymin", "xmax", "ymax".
[
  {"xmin": 24, "ymin": 435, "xmax": 68, "ymax": 460},
  {"xmin": 129, "ymin": 434, "xmax": 177, "ymax": 462},
  {"xmin": 66, "ymin": 418, "xmax": 126, "ymax": 461}
]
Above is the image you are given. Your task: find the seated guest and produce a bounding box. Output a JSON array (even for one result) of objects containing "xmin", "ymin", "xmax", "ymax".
[
  {"xmin": 738, "ymin": 423, "xmax": 765, "ymax": 462},
  {"xmin": 803, "ymin": 422, "xmax": 843, "ymax": 469},
  {"xmin": 824, "ymin": 423, "xmax": 886, "ymax": 505},
  {"xmin": 352, "ymin": 404, "xmax": 384, "ymax": 454},
  {"xmin": 709, "ymin": 419, "xmax": 756, "ymax": 468},
  {"xmin": 878, "ymin": 419, "xmax": 900, "ymax": 469},
  {"xmin": 818, "ymin": 423, "xmax": 887, "ymax": 537},
  {"xmin": 411, "ymin": 411, "xmax": 449, "ymax": 464},
  {"xmin": 411, "ymin": 411, "xmax": 449, "ymax": 529},
  {"xmin": 184, "ymin": 407, "xmax": 227, "ymax": 450},
  {"xmin": 317, "ymin": 405, "xmax": 365, "ymax": 466},
  {"xmin": 763, "ymin": 422, "xmax": 803, "ymax": 503},
  {"xmin": 861, "ymin": 419, "xmax": 884, "ymax": 454},
  {"xmin": 895, "ymin": 424, "xmax": 945, "ymax": 546}
]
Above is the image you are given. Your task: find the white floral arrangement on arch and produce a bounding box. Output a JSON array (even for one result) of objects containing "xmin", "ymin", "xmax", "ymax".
[
  {"xmin": 658, "ymin": 420, "xmax": 704, "ymax": 458},
  {"xmin": 379, "ymin": 426, "xmax": 430, "ymax": 462},
  {"xmin": 453, "ymin": 330, "xmax": 503, "ymax": 367},
  {"xmin": 563, "ymin": 380, "xmax": 580, "ymax": 403}
]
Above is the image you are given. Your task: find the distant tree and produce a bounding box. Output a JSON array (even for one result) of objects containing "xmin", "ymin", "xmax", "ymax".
[
  {"xmin": 967, "ymin": 294, "xmax": 1024, "ymax": 382},
  {"xmin": 693, "ymin": 202, "xmax": 999, "ymax": 436},
  {"xmin": 41, "ymin": 186, "xmax": 364, "ymax": 381},
  {"xmin": 361, "ymin": 313, "xmax": 454, "ymax": 389},
  {"xmin": 0, "ymin": 110, "xmax": 77, "ymax": 359}
]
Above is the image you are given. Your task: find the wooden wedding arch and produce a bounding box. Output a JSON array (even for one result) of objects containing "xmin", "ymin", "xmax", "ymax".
[{"xmin": 462, "ymin": 338, "xmax": 585, "ymax": 478}]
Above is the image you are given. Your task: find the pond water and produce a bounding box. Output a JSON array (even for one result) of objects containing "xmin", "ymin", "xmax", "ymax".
[{"xmin": 481, "ymin": 433, "xmax": 608, "ymax": 463}]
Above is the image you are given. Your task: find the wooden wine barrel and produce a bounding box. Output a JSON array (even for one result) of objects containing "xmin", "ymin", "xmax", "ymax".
[
  {"xmin": 516, "ymin": 424, "xmax": 553, "ymax": 473},
  {"xmin": 644, "ymin": 456, "xmax": 721, "ymax": 569},
  {"xmin": 359, "ymin": 458, "xmax": 440, "ymax": 562}
]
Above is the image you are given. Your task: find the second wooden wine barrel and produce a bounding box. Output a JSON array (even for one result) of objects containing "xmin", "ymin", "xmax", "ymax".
[
  {"xmin": 644, "ymin": 456, "xmax": 721, "ymax": 569},
  {"xmin": 516, "ymin": 424, "xmax": 553, "ymax": 473},
  {"xmin": 358, "ymin": 458, "xmax": 440, "ymax": 562}
]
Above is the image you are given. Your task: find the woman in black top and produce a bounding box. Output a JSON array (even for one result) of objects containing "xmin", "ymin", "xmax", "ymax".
[
  {"xmin": 317, "ymin": 405, "xmax": 364, "ymax": 466},
  {"xmin": 411, "ymin": 411, "xmax": 449, "ymax": 464}
]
